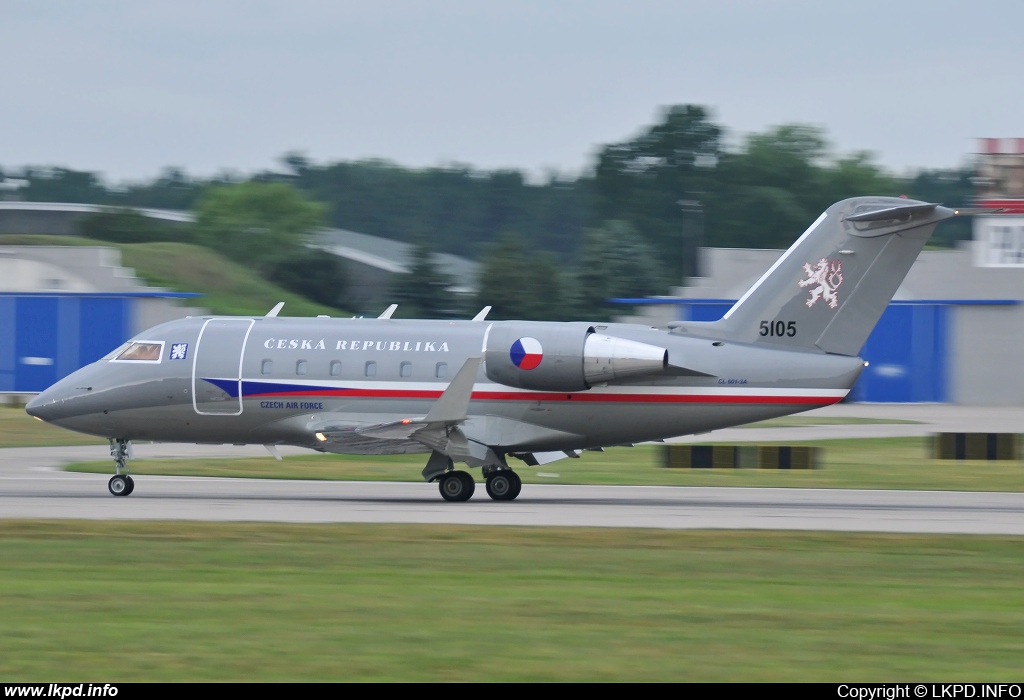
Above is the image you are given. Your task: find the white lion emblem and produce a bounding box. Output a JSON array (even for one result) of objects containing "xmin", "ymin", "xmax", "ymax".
[{"xmin": 798, "ymin": 258, "xmax": 844, "ymax": 309}]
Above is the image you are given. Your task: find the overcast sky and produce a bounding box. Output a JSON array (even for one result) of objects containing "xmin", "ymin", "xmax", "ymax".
[{"xmin": 4, "ymin": 0, "xmax": 1022, "ymax": 185}]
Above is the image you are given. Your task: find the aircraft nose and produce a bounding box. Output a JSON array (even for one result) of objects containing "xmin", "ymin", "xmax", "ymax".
[
  {"xmin": 24, "ymin": 375, "xmax": 95, "ymax": 424},
  {"xmin": 25, "ymin": 389, "xmax": 61, "ymax": 422}
]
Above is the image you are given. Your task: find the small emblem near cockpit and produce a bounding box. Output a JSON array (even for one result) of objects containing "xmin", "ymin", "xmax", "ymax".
[{"xmin": 169, "ymin": 343, "xmax": 189, "ymax": 360}]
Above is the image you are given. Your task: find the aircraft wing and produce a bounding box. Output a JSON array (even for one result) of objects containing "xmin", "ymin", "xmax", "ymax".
[
  {"xmin": 304, "ymin": 357, "xmax": 483, "ymax": 455},
  {"xmin": 301, "ymin": 355, "xmax": 588, "ymax": 468}
]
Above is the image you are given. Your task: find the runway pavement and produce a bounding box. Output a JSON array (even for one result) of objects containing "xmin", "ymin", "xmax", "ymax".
[{"xmin": 2, "ymin": 403, "xmax": 1023, "ymax": 534}]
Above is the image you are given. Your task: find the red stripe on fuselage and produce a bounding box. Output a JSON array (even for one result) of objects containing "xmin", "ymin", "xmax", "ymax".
[{"xmin": 244, "ymin": 387, "xmax": 843, "ymax": 406}]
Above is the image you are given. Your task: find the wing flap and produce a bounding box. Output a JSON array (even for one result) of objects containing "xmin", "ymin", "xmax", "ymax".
[{"xmin": 515, "ymin": 450, "xmax": 580, "ymax": 466}]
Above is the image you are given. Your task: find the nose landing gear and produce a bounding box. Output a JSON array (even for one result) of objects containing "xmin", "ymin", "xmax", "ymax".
[
  {"xmin": 107, "ymin": 438, "xmax": 135, "ymax": 497},
  {"xmin": 108, "ymin": 473, "xmax": 134, "ymax": 496}
]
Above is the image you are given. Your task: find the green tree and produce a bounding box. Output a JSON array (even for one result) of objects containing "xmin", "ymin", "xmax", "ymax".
[
  {"xmin": 77, "ymin": 207, "xmax": 193, "ymax": 244},
  {"xmin": 194, "ymin": 181, "xmax": 327, "ymax": 273},
  {"xmin": 390, "ymin": 242, "xmax": 463, "ymax": 319},
  {"xmin": 474, "ymin": 237, "xmax": 569, "ymax": 321},
  {"xmin": 266, "ymin": 248, "xmax": 349, "ymax": 310},
  {"xmin": 706, "ymin": 124, "xmax": 829, "ymax": 249},
  {"xmin": 705, "ymin": 125, "xmax": 903, "ymax": 250},
  {"xmin": 825, "ymin": 151, "xmax": 901, "ymax": 201},
  {"xmin": 573, "ymin": 220, "xmax": 669, "ymax": 319},
  {"xmin": 287, "ymin": 160, "xmax": 589, "ymax": 261},
  {"xmin": 592, "ymin": 104, "xmax": 722, "ymax": 280},
  {"xmin": 119, "ymin": 167, "xmax": 207, "ymax": 210},
  {"xmin": 20, "ymin": 167, "xmax": 109, "ymax": 203}
]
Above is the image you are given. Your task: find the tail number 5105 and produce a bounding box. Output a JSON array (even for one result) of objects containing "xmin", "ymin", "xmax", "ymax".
[{"xmin": 760, "ymin": 320, "xmax": 796, "ymax": 337}]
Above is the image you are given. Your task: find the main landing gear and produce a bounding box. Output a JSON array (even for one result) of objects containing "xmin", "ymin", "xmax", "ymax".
[
  {"xmin": 107, "ymin": 438, "xmax": 135, "ymax": 497},
  {"xmin": 438, "ymin": 471, "xmax": 475, "ymax": 502},
  {"xmin": 484, "ymin": 469, "xmax": 522, "ymax": 501},
  {"xmin": 437, "ymin": 468, "xmax": 522, "ymax": 502}
]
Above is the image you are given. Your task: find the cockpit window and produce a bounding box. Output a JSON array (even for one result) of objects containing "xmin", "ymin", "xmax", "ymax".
[
  {"xmin": 110, "ymin": 341, "xmax": 165, "ymax": 363},
  {"xmin": 101, "ymin": 342, "xmax": 132, "ymax": 360}
]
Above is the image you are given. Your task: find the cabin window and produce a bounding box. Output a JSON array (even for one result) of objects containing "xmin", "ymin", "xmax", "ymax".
[
  {"xmin": 330, "ymin": 360, "xmax": 342, "ymax": 377},
  {"xmin": 365, "ymin": 361, "xmax": 377, "ymax": 377},
  {"xmin": 435, "ymin": 362, "xmax": 447, "ymax": 379},
  {"xmin": 111, "ymin": 341, "xmax": 164, "ymax": 363},
  {"xmin": 261, "ymin": 359, "xmax": 273, "ymax": 375},
  {"xmin": 400, "ymin": 361, "xmax": 412, "ymax": 378},
  {"xmin": 296, "ymin": 360, "xmax": 307, "ymax": 376}
]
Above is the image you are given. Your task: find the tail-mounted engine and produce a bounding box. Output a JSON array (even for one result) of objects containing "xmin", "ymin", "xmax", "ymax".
[{"xmin": 483, "ymin": 321, "xmax": 668, "ymax": 392}]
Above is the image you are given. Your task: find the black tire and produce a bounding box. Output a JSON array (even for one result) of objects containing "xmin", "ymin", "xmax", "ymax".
[
  {"xmin": 123, "ymin": 475, "xmax": 135, "ymax": 496},
  {"xmin": 508, "ymin": 471, "xmax": 522, "ymax": 500},
  {"xmin": 486, "ymin": 471, "xmax": 522, "ymax": 501},
  {"xmin": 439, "ymin": 471, "xmax": 475, "ymax": 502},
  {"xmin": 485, "ymin": 473, "xmax": 513, "ymax": 501},
  {"xmin": 108, "ymin": 475, "xmax": 130, "ymax": 497}
]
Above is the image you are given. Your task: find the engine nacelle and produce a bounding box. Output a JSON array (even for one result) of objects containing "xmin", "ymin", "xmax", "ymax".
[{"xmin": 484, "ymin": 321, "xmax": 668, "ymax": 392}]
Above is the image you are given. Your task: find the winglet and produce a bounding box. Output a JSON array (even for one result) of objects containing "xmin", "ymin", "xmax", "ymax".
[
  {"xmin": 265, "ymin": 302, "xmax": 285, "ymax": 318},
  {"xmin": 378, "ymin": 304, "xmax": 398, "ymax": 319},
  {"xmin": 472, "ymin": 306, "xmax": 491, "ymax": 321},
  {"xmin": 423, "ymin": 357, "xmax": 481, "ymax": 423}
]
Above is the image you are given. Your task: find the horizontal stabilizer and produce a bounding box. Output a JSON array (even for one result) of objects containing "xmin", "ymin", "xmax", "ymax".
[
  {"xmin": 845, "ymin": 202, "xmax": 939, "ymax": 222},
  {"xmin": 949, "ymin": 207, "xmax": 1007, "ymax": 216}
]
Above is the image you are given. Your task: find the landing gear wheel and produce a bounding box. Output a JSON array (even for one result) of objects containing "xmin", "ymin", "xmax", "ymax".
[
  {"xmin": 108, "ymin": 438, "xmax": 134, "ymax": 497},
  {"xmin": 508, "ymin": 471, "xmax": 522, "ymax": 500},
  {"xmin": 439, "ymin": 471, "xmax": 475, "ymax": 502},
  {"xmin": 486, "ymin": 471, "xmax": 522, "ymax": 501},
  {"xmin": 108, "ymin": 475, "xmax": 131, "ymax": 497}
]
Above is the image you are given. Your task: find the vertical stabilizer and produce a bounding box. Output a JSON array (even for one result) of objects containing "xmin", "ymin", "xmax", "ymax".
[{"xmin": 711, "ymin": 196, "xmax": 953, "ymax": 356}]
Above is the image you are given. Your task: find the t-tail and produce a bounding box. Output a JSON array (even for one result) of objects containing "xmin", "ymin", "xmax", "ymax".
[{"xmin": 708, "ymin": 196, "xmax": 954, "ymax": 357}]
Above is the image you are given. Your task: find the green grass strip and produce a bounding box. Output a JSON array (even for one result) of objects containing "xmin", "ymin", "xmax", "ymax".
[{"xmin": 0, "ymin": 522, "xmax": 1021, "ymax": 682}]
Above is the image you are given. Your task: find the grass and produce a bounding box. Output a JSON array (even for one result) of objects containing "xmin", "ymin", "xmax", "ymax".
[
  {"xmin": 2, "ymin": 234, "xmax": 347, "ymax": 317},
  {"xmin": 5, "ymin": 408, "xmax": 1024, "ymax": 681},
  {"xmin": 1, "ymin": 405, "xmax": 107, "ymax": 447},
  {"xmin": 0, "ymin": 521, "xmax": 1021, "ymax": 682}
]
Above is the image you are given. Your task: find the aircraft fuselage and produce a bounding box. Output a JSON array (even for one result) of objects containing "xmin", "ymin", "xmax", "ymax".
[{"xmin": 29, "ymin": 315, "xmax": 861, "ymax": 453}]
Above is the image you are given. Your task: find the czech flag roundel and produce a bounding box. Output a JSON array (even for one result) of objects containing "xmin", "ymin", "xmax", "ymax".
[{"xmin": 510, "ymin": 337, "xmax": 543, "ymax": 370}]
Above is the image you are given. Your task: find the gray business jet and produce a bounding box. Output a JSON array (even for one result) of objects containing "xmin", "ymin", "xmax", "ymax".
[{"xmin": 26, "ymin": 196, "xmax": 957, "ymax": 501}]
